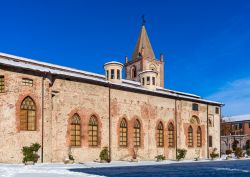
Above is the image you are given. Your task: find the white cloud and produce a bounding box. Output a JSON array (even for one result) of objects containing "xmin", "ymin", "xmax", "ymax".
[{"xmin": 206, "ymin": 78, "xmax": 250, "ymax": 116}]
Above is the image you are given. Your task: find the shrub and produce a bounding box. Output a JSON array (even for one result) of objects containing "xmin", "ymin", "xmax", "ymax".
[
  {"xmin": 68, "ymin": 153, "xmax": 74, "ymax": 161},
  {"xmin": 99, "ymin": 147, "xmax": 109, "ymax": 161},
  {"xmin": 232, "ymin": 140, "xmax": 239, "ymax": 151},
  {"xmin": 155, "ymin": 155, "xmax": 165, "ymax": 161},
  {"xmin": 234, "ymin": 147, "xmax": 243, "ymax": 158},
  {"xmin": 132, "ymin": 147, "xmax": 139, "ymax": 160},
  {"xmin": 32, "ymin": 143, "xmax": 41, "ymax": 152},
  {"xmin": 22, "ymin": 143, "xmax": 41, "ymax": 163},
  {"xmin": 210, "ymin": 148, "xmax": 219, "ymax": 160},
  {"xmin": 176, "ymin": 149, "xmax": 187, "ymax": 161},
  {"xmin": 246, "ymin": 149, "xmax": 250, "ymax": 156},
  {"xmin": 225, "ymin": 149, "xmax": 232, "ymax": 155}
]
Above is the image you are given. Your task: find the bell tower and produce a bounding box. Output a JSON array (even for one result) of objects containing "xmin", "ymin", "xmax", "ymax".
[{"xmin": 124, "ymin": 21, "xmax": 164, "ymax": 87}]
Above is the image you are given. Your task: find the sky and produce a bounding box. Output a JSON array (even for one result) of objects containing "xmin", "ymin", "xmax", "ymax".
[{"xmin": 0, "ymin": 0, "xmax": 250, "ymax": 116}]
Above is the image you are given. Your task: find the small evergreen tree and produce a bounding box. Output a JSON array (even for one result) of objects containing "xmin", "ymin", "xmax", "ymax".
[{"xmin": 99, "ymin": 147, "xmax": 109, "ymax": 162}]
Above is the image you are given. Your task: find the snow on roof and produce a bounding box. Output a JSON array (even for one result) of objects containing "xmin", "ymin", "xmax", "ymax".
[
  {"xmin": 103, "ymin": 61, "xmax": 124, "ymax": 66},
  {"xmin": 0, "ymin": 57, "xmax": 107, "ymax": 84},
  {"xmin": 0, "ymin": 52, "xmax": 223, "ymax": 105},
  {"xmin": 156, "ymin": 87, "xmax": 201, "ymax": 99},
  {"xmin": 222, "ymin": 114, "xmax": 250, "ymax": 123},
  {"xmin": 122, "ymin": 79, "xmax": 141, "ymax": 86},
  {"xmin": 0, "ymin": 52, "xmax": 105, "ymax": 79},
  {"xmin": 138, "ymin": 70, "xmax": 158, "ymax": 75}
]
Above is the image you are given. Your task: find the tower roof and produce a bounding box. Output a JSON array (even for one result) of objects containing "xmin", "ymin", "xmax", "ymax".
[{"xmin": 132, "ymin": 25, "xmax": 155, "ymax": 60}]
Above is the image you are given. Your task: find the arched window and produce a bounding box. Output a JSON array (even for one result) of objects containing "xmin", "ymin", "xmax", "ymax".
[
  {"xmin": 149, "ymin": 64, "xmax": 156, "ymax": 71},
  {"xmin": 88, "ymin": 115, "xmax": 98, "ymax": 146},
  {"xmin": 168, "ymin": 123, "xmax": 174, "ymax": 147},
  {"xmin": 119, "ymin": 118, "xmax": 127, "ymax": 146},
  {"xmin": 134, "ymin": 119, "xmax": 141, "ymax": 147},
  {"xmin": 131, "ymin": 66, "xmax": 136, "ymax": 79},
  {"xmin": 197, "ymin": 126, "xmax": 202, "ymax": 147},
  {"xmin": 0, "ymin": 75, "xmax": 4, "ymax": 93},
  {"xmin": 188, "ymin": 126, "xmax": 193, "ymax": 147},
  {"xmin": 20, "ymin": 96, "xmax": 36, "ymax": 131},
  {"xmin": 70, "ymin": 114, "xmax": 81, "ymax": 147},
  {"xmin": 190, "ymin": 115, "xmax": 200, "ymax": 124},
  {"xmin": 157, "ymin": 122, "xmax": 164, "ymax": 147}
]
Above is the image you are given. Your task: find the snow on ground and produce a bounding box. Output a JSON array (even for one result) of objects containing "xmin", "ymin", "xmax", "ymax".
[
  {"xmin": 0, "ymin": 163, "xmax": 105, "ymax": 177},
  {"xmin": 0, "ymin": 157, "xmax": 249, "ymax": 177}
]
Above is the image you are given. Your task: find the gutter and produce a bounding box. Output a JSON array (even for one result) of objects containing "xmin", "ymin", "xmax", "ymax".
[
  {"xmin": 41, "ymin": 74, "xmax": 45, "ymax": 163},
  {"xmin": 207, "ymin": 104, "xmax": 209, "ymax": 159},
  {"xmin": 175, "ymin": 99, "xmax": 178, "ymax": 160},
  {"xmin": 219, "ymin": 108, "xmax": 222, "ymax": 157}
]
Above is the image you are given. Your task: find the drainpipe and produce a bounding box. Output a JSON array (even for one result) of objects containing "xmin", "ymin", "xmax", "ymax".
[
  {"xmin": 108, "ymin": 84, "xmax": 112, "ymax": 161},
  {"xmin": 41, "ymin": 74, "xmax": 45, "ymax": 163},
  {"xmin": 175, "ymin": 99, "xmax": 178, "ymax": 160},
  {"xmin": 207, "ymin": 104, "xmax": 209, "ymax": 159},
  {"xmin": 219, "ymin": 107, "xmax": 222, "ymax": 157}
]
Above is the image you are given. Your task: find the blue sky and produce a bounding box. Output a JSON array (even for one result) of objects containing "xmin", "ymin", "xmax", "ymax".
[{"xmin": 0, "ymin": 0, "xmax": 250, "ymax": 116}]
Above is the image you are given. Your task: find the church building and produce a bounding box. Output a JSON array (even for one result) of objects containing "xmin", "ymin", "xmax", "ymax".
[{"xmin": 0, "ymin": 23, "xmax": 222, "ymax": 163}]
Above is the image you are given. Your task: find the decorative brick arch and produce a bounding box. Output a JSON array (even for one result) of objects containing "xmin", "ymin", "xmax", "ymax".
[
  {"xmin": 131, "ymin": 66, "xmax": 137, "ymax": 79},
  {"xmin": 197, "ymin": 126, "xmax": 202, "ymax": 147},
  {"xmin": 66, "ymin": 109, "xmax": 83, "ymax": 147},
  {"xmin": 166, "ymin": 120, "xmax": 175, "ymax": 148},
  {"xmin": 16, "ymin": 94, "xmax": 41, "ymax": 132},
  {"xmin": 117, "ymin": 116, "xmax": 128, "ymax": 147},
  {"xmin": 149, "ymin": 64, "xmax": 157, "ymax": 71},
  {"xmin": 87, "ymin": 113, "xmax": 102, "ymax": 147},
  {"xmin": 184, "ymin": 114, "xmax": 206, "ymax": 148},
  {"xmin": 128, "ymin": 116, "xmax": 144, "ymax": 149},
  {"xmin": 187, "ymin": 125, "xmax": 194, "ymax": 147},
  {"xmin": 155, "ymin": 119, "xmax": 164, "ymax": 148},
  {"xmin": 190, "ymin": 115, "xmax": 200, "ymax": 124}
]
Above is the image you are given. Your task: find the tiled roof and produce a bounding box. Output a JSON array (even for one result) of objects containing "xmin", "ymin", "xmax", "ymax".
[{"xmin": 132, "ymin": 25, "xmax": 156, "ymax": 60}]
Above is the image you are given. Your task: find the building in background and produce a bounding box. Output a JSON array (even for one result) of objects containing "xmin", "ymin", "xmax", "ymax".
[
  {"xmin": 0, "ymin": 23, "xmax": 222, "ymax": 163},
  {"xmin": 221, "ymin": 114, "xmax": 250, "ymax": 153}
]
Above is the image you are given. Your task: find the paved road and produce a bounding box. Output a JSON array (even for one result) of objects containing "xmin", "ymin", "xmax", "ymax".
[{"xmin": 69, "ymin": 160, "xmax": 250, "ymax": 177}]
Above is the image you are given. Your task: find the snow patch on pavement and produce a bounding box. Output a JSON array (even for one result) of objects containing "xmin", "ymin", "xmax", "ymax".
[
  {"xmin": 215, "ymin": 167, "xmax": 250, "ymax": 173},
  {"xmin": 0, "ymin": 164, "xmax": 105, "ymax": 177}
]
